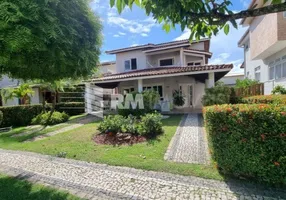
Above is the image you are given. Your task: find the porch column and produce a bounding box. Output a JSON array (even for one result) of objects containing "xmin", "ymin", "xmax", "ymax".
[
  {"xmin": 138, "ymin": 79, "xmax": 143, "ymax": 93},
  {"xmin": 207, "ymin": 72, "xmax": 215, "ymax": 88}
]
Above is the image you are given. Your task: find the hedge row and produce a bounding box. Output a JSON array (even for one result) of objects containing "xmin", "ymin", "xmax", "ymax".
[
  {"xmin": 0, "ymin": 105, "xmax": 43, "ymax": 127},
  {"xmin": 242, "ymin": 95, "xmax": 286, "ymax": 105},
  {"xmin": 204, "ymin": 104, "xmax": 286, "ymax": 185},
  {"xmin": 55, "ymin": 102, "xmax": 85, "ymax": 116},
  {"xmin": 0, "ymin": 102, "xmax": 85, "ymax": 127}
]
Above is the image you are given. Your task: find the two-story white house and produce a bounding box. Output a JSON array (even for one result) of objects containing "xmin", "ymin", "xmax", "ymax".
[
  {"xmin": 238, "ymin": 0, "xmax": 286, "ymax": 94},
  {"xmin": 86, "ymin": 39, "xmax": 233, "ymax": 113}
]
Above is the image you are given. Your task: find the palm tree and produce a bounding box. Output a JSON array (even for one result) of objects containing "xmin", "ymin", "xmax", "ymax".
[{"xmin": 1, "ymin": 83, "xmax": 34, "ymax": 105}]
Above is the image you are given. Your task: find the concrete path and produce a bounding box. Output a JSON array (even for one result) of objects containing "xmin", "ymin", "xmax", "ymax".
[
  {"xmin": 165, "ymin": 114, "xmax": 210, "ymax": 164},
  {"xmin": 0, "ymin": 149, "xmax": 284, "ymax": 200},
  {"xmin": 25, "ymin": 115, "xmax": 99, "ymax": 142}
]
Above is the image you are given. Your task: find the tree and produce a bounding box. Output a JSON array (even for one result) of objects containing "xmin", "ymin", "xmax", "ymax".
[
  {"xmin": 111, "ymin": 0, "xmax": 286, "ymax": 39},
  {"xmin": 235, "ymin": 78, "xmax": 259, "ymax": 89},
  {"xmin": 0, "ymin": 0, "xmax": 102, "ymax": 81},
  {"xmin": 1, "ymin": 83, "xmax": 34, "ymax": 105}
]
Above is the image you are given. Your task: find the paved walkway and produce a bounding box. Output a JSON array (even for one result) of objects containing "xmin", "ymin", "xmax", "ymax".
[
  {"xmin": 0, "ymin": 149, "xmax": 284, "ymax": 200},
  {"xmin": 25, "ymin": 115, "xmax": 99, "ymax": 142},
  {"xmin": 165, "ymin": 114, "xmax": 210, "ymax": 164}
]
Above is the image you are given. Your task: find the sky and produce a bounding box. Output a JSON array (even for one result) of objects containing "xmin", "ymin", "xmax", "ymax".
[{"xmin": 90, "ymin": 0, "xmax": 251, "ymax": 74}]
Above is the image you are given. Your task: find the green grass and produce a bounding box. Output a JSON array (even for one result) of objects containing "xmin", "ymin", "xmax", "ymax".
[
  {"xmin": 0, "ymin": 115, "xmax": 223, "ymax": 181},
  {"xmin": 0, "ymin": 174, "xmax": 81, "ymax": 200}
]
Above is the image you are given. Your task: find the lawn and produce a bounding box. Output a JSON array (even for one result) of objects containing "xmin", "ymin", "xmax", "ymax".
[
  {"xmin": 0, "ymin": 115, "xmax": 223, "ymax": 181},
  {"xmin": 0, "ymin": 174, "xmax": 81, "ymax": 200}
]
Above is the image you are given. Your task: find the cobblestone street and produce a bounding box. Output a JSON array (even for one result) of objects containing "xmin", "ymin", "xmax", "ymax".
[
  {"xmin": 0, "ymin": 149, "xmax": 284, "ymax": 200},
  {"xmin": 165, "ymin": 114, "xmax": 210, "ymax": 164}
]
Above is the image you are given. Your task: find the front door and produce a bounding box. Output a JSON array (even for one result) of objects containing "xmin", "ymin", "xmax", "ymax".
[{"xmin": 179, "ymin": 84, "xmax": 194, "ymax": 107}]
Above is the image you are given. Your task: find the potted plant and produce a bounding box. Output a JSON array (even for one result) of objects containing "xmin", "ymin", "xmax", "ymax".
[{"xmin": 173, "ymin": 90, "xmax": 185, "ymax": 109}]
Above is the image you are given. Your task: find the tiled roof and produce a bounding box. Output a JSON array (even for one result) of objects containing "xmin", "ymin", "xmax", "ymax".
[
  {"xmin": 106, "ymin": 39, "xmax": 210, "ymax": 54},
  {"xmin": 92, "ymin": 64, "xmax": 233, "ymax": 82}
]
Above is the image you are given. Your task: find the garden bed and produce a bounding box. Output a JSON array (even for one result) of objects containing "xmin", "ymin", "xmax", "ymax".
[{"xmin": 93, "ymin": 132, "xmax": 147, "ymax": 145}]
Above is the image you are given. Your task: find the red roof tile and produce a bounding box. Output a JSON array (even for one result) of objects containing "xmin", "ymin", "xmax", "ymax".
[
  {"xmin": 92, "ymin": 64, "xmax": 233, "ymax": 82},
  {"xmin": 106, "ymin": 39, "xmax": 210, "ymax": 54}
]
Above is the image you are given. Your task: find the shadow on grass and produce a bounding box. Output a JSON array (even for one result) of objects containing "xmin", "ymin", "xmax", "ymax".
[{"xmin": 0, "ymin": 175, "xmax": 77, "ymax": 200}]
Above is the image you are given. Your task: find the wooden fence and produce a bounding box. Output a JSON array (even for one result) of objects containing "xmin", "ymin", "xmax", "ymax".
[{"xmin": 235, "ymin": 83, "xmax": 264, "ymax": 97}]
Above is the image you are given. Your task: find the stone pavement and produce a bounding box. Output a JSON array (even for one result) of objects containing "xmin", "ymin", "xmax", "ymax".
[
  {"xmin": 165, "ymin": 114, "xmax": 210, "ymax": 164},
  {"xmin": 0, "ymin": 149, "xmax": 284, "ymax": 200},
  {"xmin": 25, "ymin": 115, "xmax": 99, "ymax": 142}
]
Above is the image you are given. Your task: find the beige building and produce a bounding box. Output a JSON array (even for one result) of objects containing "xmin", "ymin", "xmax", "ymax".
[
  {"xmin": 86, "ymin": 39, "xmax": 233, "ymax": 113},
  {"xmin": 238, "ymin": 0, "xmax": 286, "ymax": 94}
]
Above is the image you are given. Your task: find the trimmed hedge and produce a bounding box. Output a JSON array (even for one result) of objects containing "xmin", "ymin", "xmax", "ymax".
[
  {"xmin": 0, "ymin": 111, "xmax": 3, "ymax": 126},
  {"xmin": 242, "ymin": 95, "xmax": 286, "ymax": 105},
  {"xmin": 0, "ymin": 102, "xmax": 85, "ymax": 127},
  {"xmin": 0, "ymin": 105, "xmax": 43, "ymax": 127},
  {"xmin": 204, "ymin": 104, "xmax": 286, "ymax": 185},
  {"xmin": 55, "ymin": 102, "xmax": 85, "ymax": 116}
]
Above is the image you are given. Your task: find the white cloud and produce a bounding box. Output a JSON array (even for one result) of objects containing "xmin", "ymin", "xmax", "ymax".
[
  {"xmin": 240, "ymin": 0, "xmax": 250, "ymax": 9},
  {"xmin": 141, "ymin": 33, "xmax": 148, "ymax": 37},
  {"xmin": 113, "ymin": 34, "xmax": 120, "ymax": 37},
  {"xmin": 118, "ymin": 32, "xmax": 126, "ymax": 35},
  {"xmin": 130, "ymin": 44, "xmax": 140, "ymax": 47},
  {"xmin": 174, "ymin": 29, "xmax": 191, "ymax": 41},
  {"xmin": 107, "ymin": 15, "xmax": 157, "ymax": 34}
]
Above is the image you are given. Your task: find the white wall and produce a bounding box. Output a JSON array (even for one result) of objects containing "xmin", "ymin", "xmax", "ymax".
[
  {"xmin": 99, "ymin": 64, "xmax": 116, "ymax": 74},
  {"xmin": 220, "ymin": 74, "xmax": 244, "ymax": 86},
  {"xmin": 117, "ymin": 76, "xmax": 205, "ymax": 109},
  {"xmin": 116, "ymin": 50, "xmax": 146, "ymax": 73},
  {"xmin": 147, "ymin": 51, "xmax": 181, "ymax": 67}
]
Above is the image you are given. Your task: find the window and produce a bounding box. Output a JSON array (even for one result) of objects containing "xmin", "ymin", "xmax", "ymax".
[
  {"xmin": 143, "ymin": 85, "xmax": 163, "ymax": 100},
  {"xmin": 124, "ymin": 58, "xmax": 137, "ymax": 70},
  {"xmin": 188, "ymin": 62, "xmax": 201, "ymax": 66},
  {"xmin": 255, "ymin": 66, "xmax": 261, "ymax": 81},
  {"xmin": 159, "ymin": 58, "xmax": 174, "ymax": 66},
  {"xmin": 246, "ymin": 71, "xmax": 250, "ymax": 78},
  {"xmin": 123, "ymin": 88, "xmax": 134, "ymax": 95},
  {"xmin": 269, "ymin": 55, "xmax": 286, "ymax": 80}
]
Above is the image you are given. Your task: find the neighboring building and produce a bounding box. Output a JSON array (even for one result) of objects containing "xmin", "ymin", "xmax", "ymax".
[
  {"xmin": 238, "ymin": 0, "xmax": 286, "ymax": 94},
  {"xmin": 98, "ymin": 61, "xmax": 116, "ymax": 75},
  {"xmin": 86, "ymin": 39, "xmax": 233, "ymax": 113},
  {"xmin": 220, "ymin": 73, "xmax": 244, "ymax": 86}
]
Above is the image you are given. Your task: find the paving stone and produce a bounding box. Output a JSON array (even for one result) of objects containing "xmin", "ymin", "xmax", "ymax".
[
  {"xmin": 164, "ymin": 114, "xmax": 210, "ymax": 164},
  {"xmin": 0, "ymin": 149, "xmax": 284, "ymax": 200}
]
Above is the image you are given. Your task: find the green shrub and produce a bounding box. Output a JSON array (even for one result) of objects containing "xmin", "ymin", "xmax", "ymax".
[
  {"xmin": 98, "ymin": 115, "xmax": 126, "ymax": 134},
  {"xmin": 118, "ymin": 90, "xmax": 160, "ymax": 117},
  {"xmin": 0, "ymin": 111, "xmax": 3, "ymax": 126},
  {"xmin": 55, "ymin": 102, "xmax": 85, "ymax": 116},
  {"xmin": 98, "ymin": 113, "xmax": 163, "ymax": 138},
  {"xmin": 235, "ymin": 78, "xmax": 259, "ymax": 89},
  {"xmin": 242, "ymin": 95, "xmax": 286, "ymax": 105},
  {"xmin": 204, "ymin": 104, "xmax": 286, "ymax": 185},
  {"xmin": 137, "ymin": 113, "xmax": 163, "ymax": 137},
  {"xmin": 173, "ymin": 90, "xmax": 185, "ymax": 106},
  {"xmin": 0, "ymin": 104, "xmax": 43, "ymax": 127},
  {"xmin": 202, "ymin": 82, "xmax": 231, "ymax": 106},
  {"xmin": 272, "ymin": 85, "xmax": 286, "ymax": 95},
  {"xmin": 32, "ymin": 111, "xmax": 69, "ymax": 125}
]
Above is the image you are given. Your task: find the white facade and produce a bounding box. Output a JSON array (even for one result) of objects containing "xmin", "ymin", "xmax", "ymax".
[
  {"xmin": 87, "ymin": 39, "xmax": 233, "ymax": 113},
  {"xmin": 220, "ymin": 73, "xmax": 244, "ymax": 86}
]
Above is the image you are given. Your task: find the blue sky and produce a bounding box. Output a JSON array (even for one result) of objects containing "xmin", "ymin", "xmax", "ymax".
[{"xmin": 90, "ymin": 0, "xmax": 250, "ymax": 74}]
